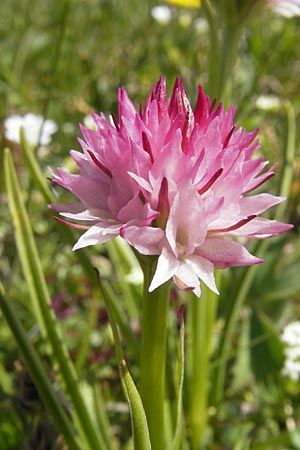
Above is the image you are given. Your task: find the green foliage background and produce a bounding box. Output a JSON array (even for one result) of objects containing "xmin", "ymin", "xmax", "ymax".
[{"xmin": 0, "ymin": 1, "xmax": 300, "ymax": 449}]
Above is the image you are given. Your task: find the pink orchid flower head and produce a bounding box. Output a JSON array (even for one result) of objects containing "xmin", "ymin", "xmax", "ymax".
[{"xmin": 50, "ymin": 77, "xmax": 293, "ymax": 297}]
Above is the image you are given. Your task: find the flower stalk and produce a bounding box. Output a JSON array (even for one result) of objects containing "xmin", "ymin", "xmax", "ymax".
[
  {"xmin": 140, "ymin": 257, "xmax": 171, "ymax": 450},
  {"xmin": 187, "ymin": 281, "xmax": 219, "ymax": 449}
]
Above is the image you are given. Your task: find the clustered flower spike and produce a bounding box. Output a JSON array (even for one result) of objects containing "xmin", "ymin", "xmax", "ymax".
[{"xmin": 50, "ymin": 77, "xmax": 292, "ymax": 297}]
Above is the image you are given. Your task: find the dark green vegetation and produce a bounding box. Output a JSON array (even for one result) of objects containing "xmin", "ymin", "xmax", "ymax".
[{"xmin": 0, "ymin": 1, "xmax": 300, "ymax": 449}]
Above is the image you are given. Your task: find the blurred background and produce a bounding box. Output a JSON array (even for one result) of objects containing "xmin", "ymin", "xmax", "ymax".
[{"xmin": 0, "ymin": 1, "xmax": 300, "ymax": 449}]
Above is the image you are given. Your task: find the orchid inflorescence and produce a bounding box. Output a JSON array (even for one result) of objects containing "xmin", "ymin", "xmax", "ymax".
[{"xmin": 51, "ymin": 77, "xmax": 292, "ymax": 297}]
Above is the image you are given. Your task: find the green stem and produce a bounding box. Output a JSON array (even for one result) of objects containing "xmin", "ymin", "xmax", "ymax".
[
  {"xmin": 276, "ymin": 101, "xmax": 296, "ymax": 221},
  {"xmin": 140, "ymin": 258, "xmax": 171, "ymax": 450},
  {"xmin": 215, "ymin": 24, "xmax": 241, "ymax": 105},
  {"xmin": 187, "ymin": 281, "xmax": 219, "ymax": 450},
  {"xmin": 201, "ymin": 0, "xmax": 220, "ymax": 98},
  {"xmin": 38, "ymin": 0, "xmax": 72, "ymax": 146}
]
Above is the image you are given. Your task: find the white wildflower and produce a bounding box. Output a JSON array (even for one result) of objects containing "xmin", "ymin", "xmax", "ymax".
[
  {"xmin": 281, "ymin": 321, "xmax": 300, "ymax": 382},
  {"xmin": 255, "ymin": 95, "xmax": 281, "ymax": 112},
  {"xmin": 4, "ymin": 113, "xmax": 57, "ymax": 146},
  {"xmin": 151, "ymin": 6, "xmax": 172, "ymax": 24}
]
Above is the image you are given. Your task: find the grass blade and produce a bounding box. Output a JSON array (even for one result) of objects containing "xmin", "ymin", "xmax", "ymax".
[
  {"xmin": 171, "ymin": 311, "xmax": 185, "ymax": 450},
  {"xmin": 0, "ymin": 283, "xmax": 82, "ymax": 450},
  {"xmin": 4, "ymin": 148, "xmax": 106, "ymax": 450}
]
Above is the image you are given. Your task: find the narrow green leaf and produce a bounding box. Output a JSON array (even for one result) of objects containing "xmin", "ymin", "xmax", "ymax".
[
  {"xmin": 120, "ymin": 359, "xmax": 152, "ymax": 450},
  {"xmin": 5, "ymin": 147, "xmax": 52, "ymax": 338},
  {"xmin": 106, "ymin": 239, "xmax": 141, "ymax": 318},
  {"xmin": 102, "ymin": 279, "xmax": 139, "ymax": 355},
  {"xmin": 92, "ymin": 384, "xmax": 118, "ymax": 450},
  {"xmin": 75, "ymin": 292, "xmax": 99, "ymax": 373},
  {"xmin": 276, "ymin": 100, "xmax": 296, "ymax": 221},
  {"xmin": 20, "ymin": 127, "xmax": 54, "ymax": 204},
  {"xmin": 95, "ymin": 270, "xmax": 151, "ymax": 450},
  {"xmin": 4, "ymin": 148, "xmax": 106, "ymax": 450},
  {"xmin": 95, "ymin": 269, "xmax": 123, "ymax": 363},
  {"xmin": 0, "ymin": 283, "xmax": 82, "ymax": 450},
  {"xmin": 171, "ymin": 318, "xmax": 184, "ymax": 450},
  {"xmin": 171, "ymin": 314, "xmax": 185, "ymax": 450}
]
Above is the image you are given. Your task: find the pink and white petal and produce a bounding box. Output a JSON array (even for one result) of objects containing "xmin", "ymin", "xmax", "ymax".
[
  {"xmin": 53, "ymin": 169, "xmax": 109, "ymax": 210},
  {"xmin": 242, "ymin": 163, "xmax": 277, "ymax": 194},
  {"xmin": 186, "ymin": 255, "xmax": 219, "ymax": 294},
  {"xmin": 59, "ymin": 208, "xmax": 113, "ymax": 222},
  {"xmin": 240, "ymin": 193, "xmax": 286, "ymax": 216},
  {"xmin": 117, "ymin": 192, "xmax": 144, "ymax": 223},
  {"xmin": 219, "ymin": 217, "xmax": 294, "ymax": 238},
  {"xmin": 73, "ymin": 223, "xmax": 121, "ymax": 250},
  {"xmin": 49, "ymin": 202, "xmax": 85, "ymax": 214},
  {"xmin": 120, "ymin": 225, "xmax": 164, "ymax": 255},
  {"xmin": 139, "ymin": 203, "xmax": 160, "ymax": 225},
  {"xmin": 127, "ymin": 171, "xmax": 152, "ymax": 192},
  {"xmin": 149, "ymin": 247, "xmax": 180, "ymax": 292},
  {"xmin": 118, "ymin": 87, "xmax": 138, "ymax": 124},
  {"xmin": 198, "ymin": 238, "xmax": 263, "ymax": 268},
  {"xmin": 166, "ymin": 181, "xmax": 207, "ymax": 255},
  {"xmin": 174, "ymin": 262, "xmax": 201, "ymax": 297}
]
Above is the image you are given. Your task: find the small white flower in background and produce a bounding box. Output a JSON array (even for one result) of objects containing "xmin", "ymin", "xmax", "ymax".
[
  {"xmin": 281, "ymin": 321, "xmax": 300, "ymax": 381},
  {"xmin": 282, "ymin": 321, "xmax": 300, "ymax": 346},
  {"xmin": 255, "ymin": 95, "xmax": 281, "ymax": 112},
  {"xmin": 151, "ymin": 6, "xmax": 172, "ymax": 24},
  {"xmin": 267, "ymin": 0, "xmax": 300, "ymax": 17},
  {"xmin": 4, "ymin": 113, "xmax": 57, "ymax": 146}
]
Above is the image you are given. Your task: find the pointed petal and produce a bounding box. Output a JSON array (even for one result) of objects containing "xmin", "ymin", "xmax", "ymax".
[
  {"xmin": 127, "ymin": 172, "xmax": 152, "ymax": 192},
  {"xmin": 174, "ymin": 263, "xmax": 201, "ymax": 297},
  {"xmin": 218, "ymin": 217, "xmax": 294, "ymax": 238},
  {"xmin": 186, "ymin": 255, "xmax": 219, "ymax": 294},
  {"xmin": 73, "ymin": 223, "xmax": 120, "ymax": 250},
  {"xmin": 149, "ymin": 247, "xmax": 179, "ymax": 292},
  {"xmin": 199, "ymin": 238, "xmax": 263, "ymax": 268},
  {"xmin": 120, "ymin": 226, "xmax": 164, "ymax": 255},
  {"xmin": 240, "ymin": 193, "xmax": 287, "ymax": 216}
]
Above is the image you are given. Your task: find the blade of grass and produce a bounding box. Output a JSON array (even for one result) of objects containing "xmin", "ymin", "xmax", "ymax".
[
  {"xmin": 106, "ymin": 239, "xmax": 140, "ymax": 318},
  {"xmin": 95, "ymin": 270, "xmax": 151, "ymax": 450},
  {"xmin": 0, "ymin": 283, "xmax": 82, "ymax": 450},
  {"xmin": 20, "ymin": 128, "xmax": 54, "ymax": 204},
  {"xmin": 38, "ymin": 0, "xmax": 72, "ymax": 146},
  {"xmin": 120, "ymin": 359, "xmax": 152, "ymax": 450},
  {"xmin": 74, "ymin": 291, "xmax": 99, "ymax": 373},
  {"xmin": 276, "ymin": 100, "xmax": 296, "ymax": 220},
  {"xmin": 102, "ymin": 279, "xmax": 139, "ymax": 355},
  {"xmin": 4, "ymin": 148, "xmax": 106, "ymax": 450},
  {"xmin": 171, "ymin": 310, "xmax": 185, "ymax": 450},
  {"xmin": 92, "ymin": 384, "xmax": 118, "ymax": 450}
]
